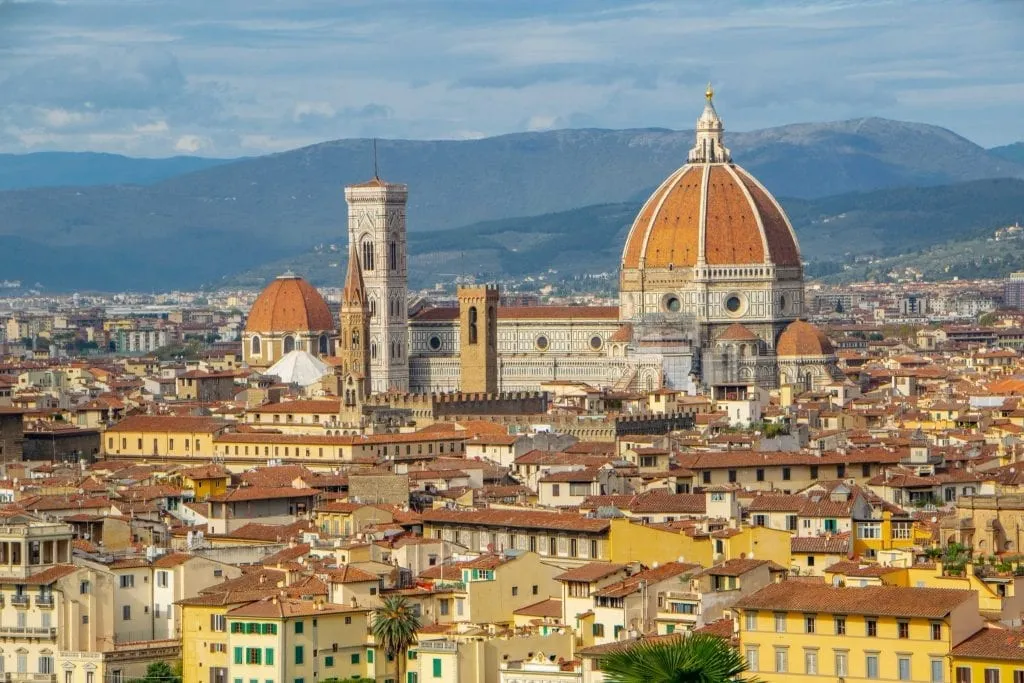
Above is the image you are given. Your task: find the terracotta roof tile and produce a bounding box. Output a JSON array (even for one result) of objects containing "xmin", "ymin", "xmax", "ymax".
[{"xmin": 735, "ymin": 582, "xmax": 974, "ymax": 618}]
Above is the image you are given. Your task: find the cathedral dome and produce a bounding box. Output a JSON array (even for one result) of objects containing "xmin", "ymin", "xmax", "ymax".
[
  {"xmin": 621, "ymin": 87, "xmax": 800, "ymax": 270},
  {"xmin": 245, "ymin": 273, "xmax": 334, "ymax": 333},
  {"xmin": 776, "ymin": 320, "xmax": 834, "ymax": 357}
]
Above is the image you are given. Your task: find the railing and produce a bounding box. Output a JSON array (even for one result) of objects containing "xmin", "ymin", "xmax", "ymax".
[
  {"xmin": 2, "ymin": 674, "xmax": 58, "ymax": 683},
  {"xmin": 0, "ymin": 626, "xmax": 56, "ymax": 638},
  {"xmin": 57, "ymin": 652, "xmax": 103, "ymax": 662},
  {"xmin": 10, "ymin": 595, "xmax": 29, "ymax": 607},
  {"xmin": 417, "ymin": 640, "xmax": 458, "ymax": 652},
  {"xmin": 35, "ymin": 596, "xmax": 53, "ymax": 608}
]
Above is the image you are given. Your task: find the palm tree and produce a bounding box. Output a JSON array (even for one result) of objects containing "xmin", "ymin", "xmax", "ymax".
[
  {"xmin": 372, "ymin": 595, "xmax": 422, "ymax": 683},
  {"xmin": 600, "ymin": 633, "xmax": 755, "ymax": 683}
]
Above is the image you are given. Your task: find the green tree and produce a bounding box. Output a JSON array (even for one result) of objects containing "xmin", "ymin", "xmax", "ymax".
[
  {"xmin": 129, "ymin": 661, "xmax": 181, "ymax": 683},
  {"xmin": 600, "ymin": 634, "xmax": 755, "ymax": 683},
  {"xmin": 372, "ymin": 596, "xmax": 421, "ymax": 683}
]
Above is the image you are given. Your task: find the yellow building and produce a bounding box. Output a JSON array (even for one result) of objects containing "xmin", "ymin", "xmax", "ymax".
[
  {"xmin": 226, "ymin": 597, "xmax": 379, "ymax": 683},
  {"xmin": 951, "ymin": 626, "xmax": 1024, "ymax": 683},
  {"xmin": 736, "ymin": 582, "xmax": 984, "ymax": 683},
  {"xmin": 179, "ymin": 595, "xmax": 251, "ymax": 683},
  {"xmin": 104, "ymin": 415, "xmax": 230, "ymax": 458},
  {"xmin": 178, "ymin": 463, "xmax": 232, "ymax": 501}
]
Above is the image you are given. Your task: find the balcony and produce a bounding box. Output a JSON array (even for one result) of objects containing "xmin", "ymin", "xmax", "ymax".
[
  {"xmin": 2, "ymin": 674, "xmax": 57, "ymax": 683},
  {"xmin": 417, "ymin": 640, "xmax": 458, "ymax": 652},
  {"xmin": 35, "ymin": 596, "xmax": 53, "ymax": 609},
  {"xmin": 0, "ymin": 626, "xmax": 57, "ymax": 639},
  {"xmin": 10, "ymin": 595, "xmax": 29, "ymax": 608}
]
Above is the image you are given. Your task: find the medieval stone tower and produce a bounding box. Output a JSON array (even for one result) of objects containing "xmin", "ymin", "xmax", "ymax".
[
  {"xmin": 458, "ymin": 285, "xmax": 499, "ymax": 393},
  {"xmin": 345, "ymin": 177, "xmax": 409, "ymax": 393},
  {"xmin": 338, "ymin": 244, "xmax": 370, "ymax": 407}
]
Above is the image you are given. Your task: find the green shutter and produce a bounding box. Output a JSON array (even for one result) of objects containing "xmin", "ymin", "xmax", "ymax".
[
  {"xmin": 666, "ymin": 624, "xmax": 675, "ymax": 634},
  {"xmin": 367, "ymin": 649, "xmax": 375, "ymax": 664},
  {"xmin": 234, "ymin": 647, "xmax": 243, "ymax": 665},
  {"xmin": 295, "ymin": 620, "xmax": 304, "ymax": 634},
  {"xmin": 432, "ymin": 658, "xmax": 442, "ymax": 678},
  {"xmin": 295, "ymin": 645, "xmax": 304, "ymax": 665},
  {"xmin": 325, "ymin": 656, "xmax": 334, "ymax": 667},
  {"xmin": 351, "ymin": 653, "xmax": 360, "ymax": 665},
  {"xmin": 265, "ymin": 648, "xmax": 274, "ymax": 665}
]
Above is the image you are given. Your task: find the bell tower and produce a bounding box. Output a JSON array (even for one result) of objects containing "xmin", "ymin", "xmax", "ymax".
[
  {"xmin": 339, "ymin": 245, "xmax": 370, "ymax": 406},
  {"xmin": 345, "ymin": 175, "xmax": 409, "ymax": 393},
  {"xmin": 458, "ymin": 285, "xmax": 499, "ymax": 393}
]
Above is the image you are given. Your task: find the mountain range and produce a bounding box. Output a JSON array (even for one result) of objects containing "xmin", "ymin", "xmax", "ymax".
[
  {"xmin": 0, "ymin": 118, "xmax": 1021, "ymax": 290},
  {"xmin": 227, "ymin": 178, "xmax": 1024, "ymax": 289}
]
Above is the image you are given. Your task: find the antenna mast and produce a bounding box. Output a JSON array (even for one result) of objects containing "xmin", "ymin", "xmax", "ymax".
[{"xmin": 373, "ymin": 138, "xmax": 379, "ymax": 179}]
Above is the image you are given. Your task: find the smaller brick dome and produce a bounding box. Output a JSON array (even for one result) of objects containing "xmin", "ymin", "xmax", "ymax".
[
  {"xmin": 245, "ymin": 274, "xmax": 334, "ymax": 333},
  {"xmin": 777, "ymin": 320, "xmax": 834, "ymax": 357},
  {"xmin": 717, "ymin": 323, "xmax": 759, "ymax": 342}
]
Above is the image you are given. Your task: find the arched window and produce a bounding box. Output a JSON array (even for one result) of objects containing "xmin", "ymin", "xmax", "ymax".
[
  {"xmin": 283, "ymin": 336, "xmax": 295, "ymax": 354},
  {"xmin": 362, "ymin": 240, "xmax": 375, "ymax": 271},
  {"xmin": 369, "ymin": 299, "xmax": 377, "ymax": 319},
  {"xmin": 250, "ymin": 335, "xmax": 261, "ymax": 355},
  {"xmin": 371, "ymin": 342, "xmax": 377, "ymax": 360},
  {"xmin": 318, "ymin": 334, "xmax": 328, "ymax": 355},
  {"xmin": 351, "ymin": 330, "xmax": 360, "ymax": 349},
  {"xmin": 389, "ymin": 240, "xmax": 397, "ymax": 270},
  {"xmin": 468, "ymin": 306, "xmax": 478, "ymax": 345}
]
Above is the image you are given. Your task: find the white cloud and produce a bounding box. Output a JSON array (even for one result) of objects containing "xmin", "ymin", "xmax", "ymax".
[
  {"xmin": 134, "ymin": 120, "xmax": 170, "ymax": 134},
  {"xmin": 174, "ymin": 134, "xmax": 207, "ymax": 153},
  {"xmin": 292, "ymin": 101, "xmax": 336, "ymax": 122},
  {"xmin": 525, "ymin": 115, "xmax": 559, "ymax": 132},
  {"xmin": 39, "ymin": 108, "xmax": 92, "ymax": 128}
]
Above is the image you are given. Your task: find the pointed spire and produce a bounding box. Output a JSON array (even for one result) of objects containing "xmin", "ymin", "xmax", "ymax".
[
  {"xmin": 688, "ymin": 82, "xmax": 731, "ymax": 164},
  {"xmin": 342, "ymin": 244, "xmax": 366, "ymax": 308}
]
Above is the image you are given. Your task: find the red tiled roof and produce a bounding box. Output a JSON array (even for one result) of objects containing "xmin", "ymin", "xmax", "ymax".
[{"xmin": 735, "ymin": 582, "xmax": 974, "ymax": 618}]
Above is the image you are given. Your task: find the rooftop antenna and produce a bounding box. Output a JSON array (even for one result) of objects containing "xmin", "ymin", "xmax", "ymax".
[{"xmin": 373, "ymin": 138, "xmax": 379, "ymax": 180}]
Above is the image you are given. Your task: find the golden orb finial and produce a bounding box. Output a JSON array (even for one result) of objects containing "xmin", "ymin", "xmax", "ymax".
[{"xmin": 705, "ymin": 82, "xmax": 714, "ymax": 102}]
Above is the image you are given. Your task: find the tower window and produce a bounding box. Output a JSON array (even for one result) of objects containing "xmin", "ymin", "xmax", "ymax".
[
  {"xmin": 319, "ymin": 334, "xmax": 328, "ymax": 355},
  {"xmin": 352, "ymin": 330, "xmax": 360, "ymax": 349},
  {"xmin": 371, "ymin": 342, "xmax": 377, "ymax": 360},
  {"xmin": 389, "ymin": 240, "xmax": 397, "ymax": 270},
  {"xmin": 250, "ymin": 335, "xmax": 261, "ymax": 355},
  {"xmin": 589, "ymin": 335, "xmax": 603, "ymax": 350},
  {"xmin": 468, "ymin": 307, "xmax": 478, "ymax": 345},
  {"xmin": 283, "ymin": 335, "xmax": 296, "ymax": 354},
  {"xmin": 362, "ymin": 240, "xmax": 375, "ymax": 271}
]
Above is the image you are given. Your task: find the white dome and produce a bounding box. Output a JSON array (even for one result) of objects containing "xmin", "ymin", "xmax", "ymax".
[{"xmin": 266, "ymin": 350, "xmax": 331, "ymax": 387}]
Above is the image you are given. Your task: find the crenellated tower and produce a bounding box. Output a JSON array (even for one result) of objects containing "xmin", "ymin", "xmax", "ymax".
[{"xmin": 344, "ymin": 175, "xmax": 409, "ymax": 393}]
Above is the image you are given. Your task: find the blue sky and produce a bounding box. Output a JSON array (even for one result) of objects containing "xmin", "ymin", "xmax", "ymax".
[{"xmin": 0, "ymin": 0, "xmax": 1021, "ymax": 157}]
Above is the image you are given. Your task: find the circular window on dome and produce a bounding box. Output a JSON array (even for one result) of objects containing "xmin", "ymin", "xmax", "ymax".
[
  {"xmin": 536, "ymin": 335, "xmax": 550, "ymax": 351},
  {"xmin": 589, "ymin": 335, "xmax": 603, "ymax": 351},
  {"xmin": 428, "ymin": 336, "xmax": 442, "ymax": 351},
  {"xmin": 663, "ymin": 295, "xmax": 682, "ymax": 313},
  {"xmin": 725, "ymin": 294, "xmax": 744, "ymax": 315}
]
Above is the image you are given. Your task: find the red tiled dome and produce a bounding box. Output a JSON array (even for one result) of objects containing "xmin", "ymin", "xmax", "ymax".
[
  {"xmin": 621, "ymin": 163, "xmax": 800, "ymax": 270},
  {"xmin": 777, "ymin": 320, "xmax": 834, "ymax": 357},
  {"xmin": 244, "ymin": 274, "xmax": 334, "ymax": 333}
]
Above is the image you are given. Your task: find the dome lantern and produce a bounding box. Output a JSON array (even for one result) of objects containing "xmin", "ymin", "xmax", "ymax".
[{"xmin": 688, "ymin": 82, "xmax": 731, "ymax": 164}]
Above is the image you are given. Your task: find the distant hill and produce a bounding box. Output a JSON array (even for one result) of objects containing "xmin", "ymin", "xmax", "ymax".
[
  {"xmin": 991, "ymin": 142, "xmax": 1024, "ymax": 165},
  {"xmin": 1, "ymin": 117, "xmax": 1023, "ymax": 290},
  {"xmin": 0, "ymin": 152, "xmax": 230, "ymax": 190},
  {"xmin": 229, "ymin": 177, "xmax": 1024, "ymax": 290}
]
